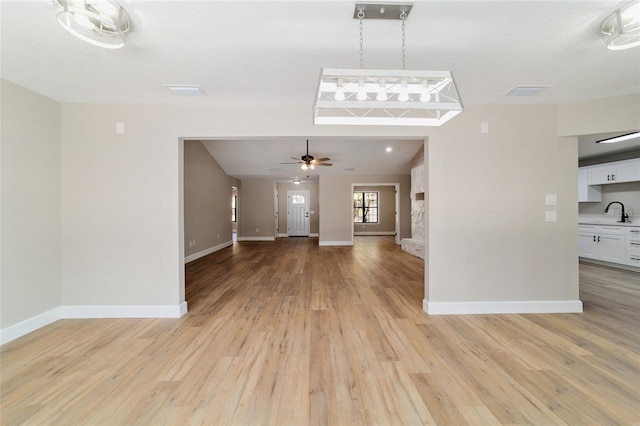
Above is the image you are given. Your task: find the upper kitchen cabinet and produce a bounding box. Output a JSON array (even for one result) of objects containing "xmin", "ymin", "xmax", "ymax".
[
  {"xmin": 587, "ymin": 158, "xmax": 640, "ymax": 185},
  {"xmin": 578, "ymin": 168, "xmax": 602, "ymax": 202}
]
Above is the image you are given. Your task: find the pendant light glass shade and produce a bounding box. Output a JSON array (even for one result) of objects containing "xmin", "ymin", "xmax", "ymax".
[
  {"xmin": 601, "ymin": 0, "xmax": 640, "ymax": 50},
  {"xmin": 53, "ymin": 0, "xmax": 131, "ymax": 49},
  {"xmin": 313, "ymin": 68, "xmax": 463, "ymax": 126}
]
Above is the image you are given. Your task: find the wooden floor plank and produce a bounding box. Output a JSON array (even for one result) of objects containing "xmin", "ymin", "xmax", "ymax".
[{"xmin": 1, "ymin": 237, "xmax": 639, "ymax": 425}]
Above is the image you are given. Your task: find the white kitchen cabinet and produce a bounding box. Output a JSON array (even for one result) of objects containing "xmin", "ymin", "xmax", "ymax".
[
  {"xmin": 578, "ymin": 232, "xmax": 599, "ymax": 257},
  {"xmin": 578, "ymin": 225, "xmax": 627, "ymax": 265},
  {"xmin": 587, "ymin": 158, "xmax": 640, "ymax": 185},
  {"xmin": 627, "ymin": 227, "xmax": 640, "ymax": 267},
  {"xmin": 578, "ymin": 168, "xmax": 601, "ymax": 202}
]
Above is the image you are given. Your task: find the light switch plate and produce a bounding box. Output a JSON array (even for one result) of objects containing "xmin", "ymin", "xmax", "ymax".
[
  {"xmin": 116, "ymin": 122, "xmax": 125, "ymax": 134},
  {"xmin": 546, "ymin": 211, "xmax": 557, "ymax": 222},
  {"xmin": 480, "ymin": 122, "xmax": 489, "ymax": 134},
  {"xmin": 545, "ymin": 194, "xmax": 557, "ymax": 206}
]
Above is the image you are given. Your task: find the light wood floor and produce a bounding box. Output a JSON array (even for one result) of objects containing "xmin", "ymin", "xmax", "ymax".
[{"xmin": 1, "ymin": 236, "xmax": 638, "ymax": 425}]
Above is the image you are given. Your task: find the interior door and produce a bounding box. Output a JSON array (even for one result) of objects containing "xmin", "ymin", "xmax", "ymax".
[{"xmin": 287, "ymin": 190, "xmax": 310, "ymax": 237}]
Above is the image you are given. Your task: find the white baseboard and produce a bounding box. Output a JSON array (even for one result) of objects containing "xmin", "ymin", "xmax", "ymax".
[
  {"xmin": 310, "ymin": 233, "xmax": 319, "ymax": 237},
  {"xmin": 278, "ymin": 233, "xmax": 288, "ymax": 238},
  {"xmin": 354, "ymin": 231, "xmax": 396, "ymax": 236},
  {"xmin": 1, "ymin": 302, "xmax": 188, "ymax": 346},
  {"xmin": 62, "ymin": 304, "xmax": 187, "ymax": 319},
  {"xmin": 0, "ymin": 307, "xmax": 62, "ymax": 345},
  {"xmin": 319, "ymin": 240, "xmax": 354, "ymax": 246},
  {"xmin": 237, "ymin": 236, "xmax": 276, "ymax": 241},
  {"xmin": 185, "ymin": 240, "xmax": 233, "ymax": 263},
  {"xmin": 423, "ymin": 299, "xmax": 583, "ymax": 315}
]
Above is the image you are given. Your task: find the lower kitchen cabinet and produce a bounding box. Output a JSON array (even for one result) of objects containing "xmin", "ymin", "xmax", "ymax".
[{"xmin": 578, "ymin": 225, "xmax": 628, "ymax": 265}]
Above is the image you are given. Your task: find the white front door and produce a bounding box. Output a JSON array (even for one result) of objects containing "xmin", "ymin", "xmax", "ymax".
[{"xmin": 287, "ymin": 190, "xmax": 310, "ymax": 237}]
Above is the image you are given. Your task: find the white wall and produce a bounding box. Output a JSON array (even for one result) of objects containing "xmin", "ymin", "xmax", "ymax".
[
  {"xmin": 1, "ymin": 80, "xmax": 61, "ymax": 333},
  {"xmin": 184, "ymin": 140, "xmax": 238, "ymax": 259},
  {"xmin": 425, "ymin": 104, "xmax": 580, "ymax": 313}
]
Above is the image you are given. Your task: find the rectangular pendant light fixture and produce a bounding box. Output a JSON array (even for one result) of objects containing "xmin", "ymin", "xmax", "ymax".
[{"xmin": 313, "ymin": 68, "xmax": 463, "ymax": 126}]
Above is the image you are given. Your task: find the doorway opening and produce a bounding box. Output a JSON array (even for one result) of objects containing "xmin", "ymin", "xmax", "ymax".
[{"xmin": 351, "ymin": 183, "xmax": 401, "ymax": 245}]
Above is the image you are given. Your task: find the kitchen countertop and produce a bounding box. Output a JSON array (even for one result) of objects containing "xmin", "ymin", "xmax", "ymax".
[{"xmin": 579, "ymin": 217, "xmax": 639, "ymax": 227}]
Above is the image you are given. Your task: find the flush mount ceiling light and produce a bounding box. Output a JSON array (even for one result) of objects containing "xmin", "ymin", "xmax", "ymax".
[
  {"xmin": 601, "ymin": 0, "xmax": 640, "ymax": 50},
  {"xmin": 53, "ymin": 0, "xmax": 131, "ymax": 49},
  {"xmin": 293, "ymin": 179, "xmax": 302, "ymax": 185},
  {"xmin": 313, "ymin": 2, "xmax": 463, "ymax": 126}
]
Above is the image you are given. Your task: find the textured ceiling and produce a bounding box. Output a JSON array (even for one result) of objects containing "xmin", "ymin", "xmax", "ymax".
[{"xmin": 1, "ymin": 0, "xmax": 639, "ymax": 172}]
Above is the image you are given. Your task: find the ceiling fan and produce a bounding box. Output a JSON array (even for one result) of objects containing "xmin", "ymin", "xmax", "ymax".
[{"xmin": 281, "ymin": 139, "xmax": 332, "ymax": 170}]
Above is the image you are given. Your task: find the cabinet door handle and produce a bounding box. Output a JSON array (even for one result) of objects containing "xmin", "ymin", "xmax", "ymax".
[
  {"xmin": 612, "ymin": 174, "xmax": 616, "ymax": 181},
  {"xmin": 593, "ymin": 235, "xmax": 596, "ymax": 242},
  {"xmin": 597, "ymin": 236, "xmax": 601, "ymax": 243},
  {"xmin": 631, "ymin": 230, "xmax": 640, "ymax": 234},
  {"xmin": 631, "ymin": 242, "xmax": 640, "ymax": 246},
  {"xmin": 607, "ymin": 174, "xmax": 611, "ymax": 181}
]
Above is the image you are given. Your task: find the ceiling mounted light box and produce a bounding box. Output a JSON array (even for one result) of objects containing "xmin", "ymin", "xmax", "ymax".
[{"xmin": 313, "ymin": 2, "xmax": 463, "ymax": 126}]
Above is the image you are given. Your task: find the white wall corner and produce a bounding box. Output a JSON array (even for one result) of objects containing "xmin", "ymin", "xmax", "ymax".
[
  {"xmin": 423, "ymin": 299, "xmax": 583, "ymax": 315},
  {"xmin": 185, "ymin": 240, "xmax": 233, "ymax": 263},
  {"xmin": 0, "ymin": 307, "xmax": 62, "ymax": 345}
]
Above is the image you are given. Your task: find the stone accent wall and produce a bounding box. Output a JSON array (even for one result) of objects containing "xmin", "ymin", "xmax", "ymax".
[{"xmin": 402, "ymin": 164, "xmax": 425, "ymax": 259}]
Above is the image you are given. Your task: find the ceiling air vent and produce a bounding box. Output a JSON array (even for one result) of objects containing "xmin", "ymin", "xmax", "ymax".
[
  {"xmin": 506, "ymin": 86, "xmax": 549, "ymax": 96},
  {"xmin": 164, "ymin": 85, "xmax": 206, "ymax": 96}
]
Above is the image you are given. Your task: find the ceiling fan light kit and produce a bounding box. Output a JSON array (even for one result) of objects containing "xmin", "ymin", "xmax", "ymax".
[
  {"xmin": 313, "ymin": 2, "xmax": 463, "ymax": 127},
  {"xmin": 53, "ymin": 0, "xmax": 131, "ymax": 49},
  {"xmin": 280, "ymin": 140, "xmax": 332, "ymax": 172},
  {"xmin": 601, "ymin": 0, "xmax": 640, "ymax": 50}
]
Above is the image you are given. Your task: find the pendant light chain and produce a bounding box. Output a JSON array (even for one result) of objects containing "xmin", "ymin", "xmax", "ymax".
[
  {"xmin": 400, "ymin": 10, "xmax": 407, "ymax": 69},
  {"xmin": 358, "ymin": 10, "xmax": 365, "ymax": 68}
]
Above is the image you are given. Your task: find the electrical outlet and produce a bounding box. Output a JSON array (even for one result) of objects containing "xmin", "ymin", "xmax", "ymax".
[{"xmin": 256, "ymin": 228, "xmax": 259, "ymax": 233}]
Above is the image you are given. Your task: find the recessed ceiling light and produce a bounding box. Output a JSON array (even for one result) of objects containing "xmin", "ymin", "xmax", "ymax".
[
  {"xmin": 164, "ymin": 85, "xmax": 206, "ymax": 96},
  {"xmin": 386, "ymin": 146, "xmax": 393, "ymax": 152},
  {"xmin": 506, "ymin": 86, "xmax": 549, "ymax": 96},
  {"xmin": 596, "ymin": 132, "xmax": 640, "ymax": 144}
]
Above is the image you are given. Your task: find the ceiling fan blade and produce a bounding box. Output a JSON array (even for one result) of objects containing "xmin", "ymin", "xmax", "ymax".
[
  {"xmin": 316, "ymin": 163, "xmax": 333, "ymax": 166},
  {"xmin": 314, "ymin": 157, "xmax": 330, "ymax": 162},
  {"xmin": 291, "ymin": 157, "xmax": 302, "ymax": 161},
  {"xmin": 280, "ymin": 162, "xmax": 302, "ymax": 164}
]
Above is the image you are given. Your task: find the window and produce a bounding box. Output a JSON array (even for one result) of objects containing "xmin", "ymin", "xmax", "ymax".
[
  {"xmin": 291, "ymin": 194, "xmax": 305, "ymax": 204},
  {"xmin": 231, "ymin": 195, "xmax": 237, "ymax": 222},
  {"xmin": 353, "ymin": 191, "xmax": 378, "ymax": 223}
]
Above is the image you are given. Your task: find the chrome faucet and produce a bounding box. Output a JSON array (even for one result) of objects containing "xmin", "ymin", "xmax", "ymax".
[{"xmin": 604, "ymin": 201, "xmax": 629, "ymax": 223}]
